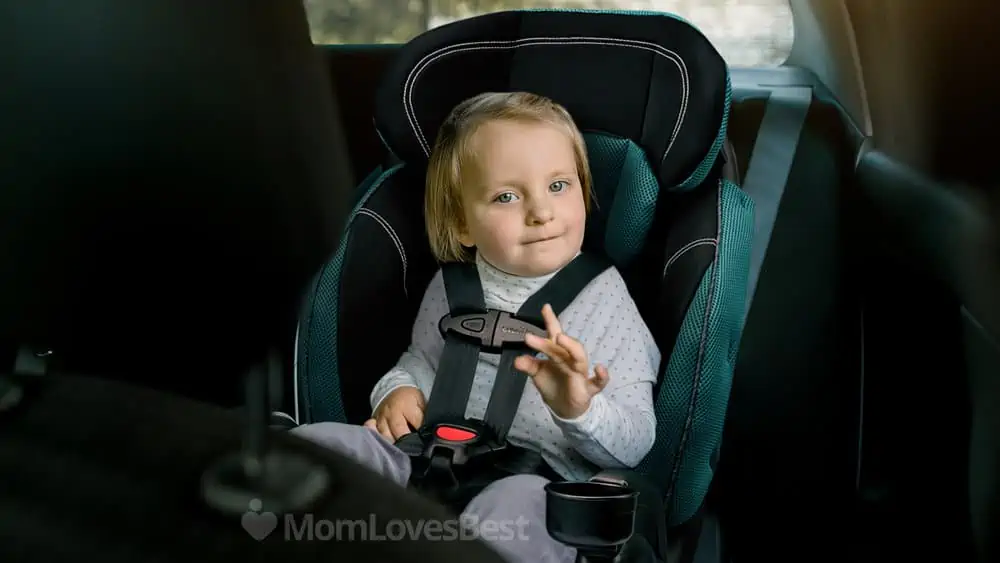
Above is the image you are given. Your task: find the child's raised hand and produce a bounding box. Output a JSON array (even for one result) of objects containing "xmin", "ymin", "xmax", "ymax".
[{"xmin": 515, "ymin": 303, "xmax": 610, "ymax": 419}]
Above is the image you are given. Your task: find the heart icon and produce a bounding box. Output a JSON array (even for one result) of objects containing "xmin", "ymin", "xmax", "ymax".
[{"xmin": 242, "ymin": 509, "xmax": 278, "ymax": 541}]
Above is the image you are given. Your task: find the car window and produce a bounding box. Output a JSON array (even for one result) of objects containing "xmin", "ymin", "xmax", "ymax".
[{"xmin": 304, "ymin": 0, "xmax": 794, "ymax": 67}]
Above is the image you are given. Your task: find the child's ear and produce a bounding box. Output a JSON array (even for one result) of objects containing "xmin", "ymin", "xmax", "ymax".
[{"xmin": 455, "ymin": 220, "xmax": 474, "ymax": 248}]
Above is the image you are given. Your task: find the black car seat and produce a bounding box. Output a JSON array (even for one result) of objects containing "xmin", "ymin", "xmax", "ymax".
[{"xmin": 291, "ymin": 8, "xmax": 754, "ymax": 556}]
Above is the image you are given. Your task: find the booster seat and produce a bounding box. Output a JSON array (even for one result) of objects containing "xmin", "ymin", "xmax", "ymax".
[{"xmin": 292, "ymin": 8, "xmax": 753, "ymax": 560}]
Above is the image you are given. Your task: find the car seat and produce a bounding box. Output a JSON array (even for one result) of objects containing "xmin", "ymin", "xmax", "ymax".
[{"xmin": 291, "ymin": 8, "xmax": 753, "ymax": 558}]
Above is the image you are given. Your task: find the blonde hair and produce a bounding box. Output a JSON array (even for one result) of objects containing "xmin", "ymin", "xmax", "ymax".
[{"xmin": 424, "ymin": 91, "xmax": 594, "ymax": 263}]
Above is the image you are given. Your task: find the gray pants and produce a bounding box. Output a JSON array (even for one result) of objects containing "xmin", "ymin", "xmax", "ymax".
[{"xmin": 291, "ymin": 421, "xmax": 576, "ymax": 563}]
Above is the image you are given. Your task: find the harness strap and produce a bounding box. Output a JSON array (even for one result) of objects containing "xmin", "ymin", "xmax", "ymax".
[{"xmin": 422, "ymin": 263, "xmax": 484, "ymax": 428}]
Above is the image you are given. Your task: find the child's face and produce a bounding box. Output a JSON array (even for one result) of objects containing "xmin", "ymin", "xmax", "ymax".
[{"xmin": 457, "ymin": 119, "xmax": 586, "ymax": 277}]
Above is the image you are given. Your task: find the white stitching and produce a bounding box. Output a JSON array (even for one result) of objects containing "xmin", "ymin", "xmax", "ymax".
[
  {"xmin": 404, "ymin": 37, "xmax": 690, "ymax": 154},
  {"xmin": 662, "ymin": 238, "xmax": 718, "ymax": 277},
  {"xmin": 665, "ymin": 179, "xmax": 722, "ymax": 505},
  {"xmin": 356, "ymin": 208, "xmax": 408, "ymax": 297},
  {"xmin": 402, "ymin": 37, "xmax": 690, "ymax": 160}
]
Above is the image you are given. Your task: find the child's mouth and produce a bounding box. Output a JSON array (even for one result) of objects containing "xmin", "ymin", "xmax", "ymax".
[{"xmin": 526, "ymin": 234, "xmax": 559, "ymax": 245}]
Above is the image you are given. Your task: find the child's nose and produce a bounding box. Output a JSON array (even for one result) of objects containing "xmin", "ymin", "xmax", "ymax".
[{"xmin": 527, "ymin": 199, "xmax": 554, "ymax": 224}]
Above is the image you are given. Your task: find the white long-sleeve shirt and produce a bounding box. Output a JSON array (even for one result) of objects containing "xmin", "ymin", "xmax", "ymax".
[{"xmin": 369, "ymin": 252, "xmax": 660, "ymax": 481}]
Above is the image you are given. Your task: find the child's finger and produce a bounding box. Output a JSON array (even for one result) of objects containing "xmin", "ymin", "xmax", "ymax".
[
  {"xmin": 541, "ymin": 304, "xmax": 563, "ymax": 339},
  {"xmin": 524, "ymin": 333, "xmax": 572, "ymax": 363},
  {"xmin": 555, "ymin": 333, "xmax": 588, "ymax": 373},
  {"xmin": 389, "ymin": 413, "xmax": 411, "ymax": 441},
  {"xmin": 589, "ymin": 364, "xmax": 611, "ymax": 393},
  {"xmin": 514, "ymin": 354, "xmax": 543, "ymax": 376},
  {"xmin": 376, "ymin": 418, "xmax": 393, "ymax": 442},
  {"xmin": 403, "ymin": 403, "xmax": 424, "ymax": 430}
]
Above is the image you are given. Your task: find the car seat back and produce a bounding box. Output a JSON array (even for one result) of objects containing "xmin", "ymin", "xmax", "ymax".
[
  {"xmin": 1, "ymin": 0, "xmax": 351, "ymax": 401},
  {"xmin": 295, "ymin": 9, "xmax": 753, "ymax": 526}
]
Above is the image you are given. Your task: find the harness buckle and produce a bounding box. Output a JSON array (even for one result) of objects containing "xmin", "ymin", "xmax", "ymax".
[
  {"xmin": 438, "ymin": 309, "xmax": 546, "ymax": 354},
  {"xmin": 396, "ymin": 419, "xmax": 507, "ymax": 491}
]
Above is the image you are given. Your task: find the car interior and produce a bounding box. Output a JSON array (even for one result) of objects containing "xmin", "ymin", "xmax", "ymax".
[{"xmin": 1, "ymin": 1, "xmax": 997, "ymax": 563}]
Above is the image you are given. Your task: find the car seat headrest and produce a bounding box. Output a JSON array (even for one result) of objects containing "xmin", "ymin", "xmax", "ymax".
[
  {"xmin": 373, "ymin": 9, "xmax": 731, "ymax": 192},
  {"xmin": 0, "ymin": 1, "xmax": 353, "ymax": 376}
]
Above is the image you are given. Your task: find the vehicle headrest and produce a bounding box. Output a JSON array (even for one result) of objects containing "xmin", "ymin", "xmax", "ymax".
[
  {"xmin": 1, "ymin": 1, "xmax": 352, "ymax": 374},
  {"xmin": 374, "ymin": 9, "xmax": 731, "ymax": 191}
]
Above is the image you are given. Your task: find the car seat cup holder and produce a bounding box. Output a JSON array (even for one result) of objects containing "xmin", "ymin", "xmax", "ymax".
[
  {"xmin": 201, "ymin": 350, "xmax": 330, "ymax": 517},
  {"xmin": 545, "ymin": 479, "xmax": 639, "ymax": 563}
]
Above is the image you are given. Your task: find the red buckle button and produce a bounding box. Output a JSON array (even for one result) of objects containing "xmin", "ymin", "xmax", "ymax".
[{"xmin": 435, "ymin": 426, "xmax": 477, "ymax": 442}]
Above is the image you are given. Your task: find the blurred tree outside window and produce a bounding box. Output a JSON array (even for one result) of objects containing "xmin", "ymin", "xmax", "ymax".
[{"xmin": 303, "ymin": 0, "xmax": 794, "ymax": 67}]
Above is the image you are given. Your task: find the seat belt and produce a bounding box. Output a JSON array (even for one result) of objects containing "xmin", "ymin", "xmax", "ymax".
[
  {"xmin": 422, "ymin": 252, "xmax": 612, "ymax": 441},
  {"xmin": 740, "ymin": 86, "xmax": 812, "ymax": 320}
]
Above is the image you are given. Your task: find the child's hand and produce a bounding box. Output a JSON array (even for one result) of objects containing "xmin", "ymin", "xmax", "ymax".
[
  {"xmin": 364, "ymin": 386, "xmax": 425, "ymax": 442},
  {"xmin": 515, "ymin": 303, "xmax": 610, "ymax": 419}
]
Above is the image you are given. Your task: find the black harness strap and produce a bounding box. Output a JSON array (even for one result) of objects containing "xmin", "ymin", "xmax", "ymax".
[{"xmin": 421, "ymin": 262, "xmax": 485, "ymax": 427}]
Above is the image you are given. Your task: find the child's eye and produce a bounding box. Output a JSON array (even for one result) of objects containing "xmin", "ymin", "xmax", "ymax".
[
  {"xmin": 549, "ymin": 180, "xmax": 569, "ymax": 192},
  {"xmin": 494, "ymin": 191, "xmax": 518, "ymax": 204}
]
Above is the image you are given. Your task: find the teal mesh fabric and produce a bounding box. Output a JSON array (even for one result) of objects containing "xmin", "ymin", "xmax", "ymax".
[
  {"xmin": 297, "ymin": 164, "xmax": 404, "ymax": 424},
  {"xmin": 583, "ymin": 133, "xmax": 660, "ymax": 266},
  {"xmin": 635, "ymin": 179, "xmax": 753, "ymax": 525}
]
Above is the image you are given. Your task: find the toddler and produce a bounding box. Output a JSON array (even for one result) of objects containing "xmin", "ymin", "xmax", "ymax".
[{"xmin": 293, "ymin": 91, "xmax": 660, "ymax": 563}]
